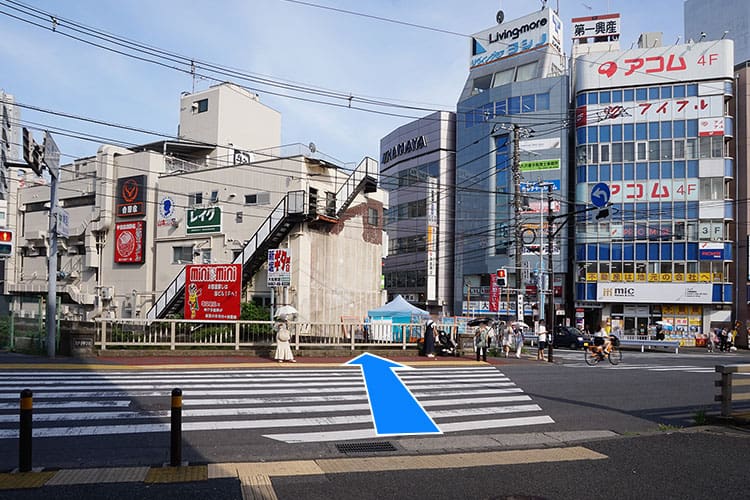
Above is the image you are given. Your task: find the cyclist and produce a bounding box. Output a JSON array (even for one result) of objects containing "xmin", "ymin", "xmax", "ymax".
[{"xmin": 593, "ymin": 321, "xmax": 611, "ymax": 359}]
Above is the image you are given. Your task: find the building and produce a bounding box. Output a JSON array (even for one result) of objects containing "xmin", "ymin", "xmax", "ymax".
[
  {"xmin": 573, "ymin": 34, "xmax": 736, "ymax": 341},
  {"xmin": 684, "ymin": 0, "xmax": 749, "ymax": 65},
  {"xmin": 6, "ymin": 83, "xmax": 386, "ymax": 323},
  {"xmin": 380, "ymin": 111, "xmax": 456, "ymax": 315},
  {"xmin": 454, "ymin": 7, "xmax": 571, "ymax": 325}
]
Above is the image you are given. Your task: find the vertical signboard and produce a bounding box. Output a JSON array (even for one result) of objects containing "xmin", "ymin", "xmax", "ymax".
[
  {"xmin": 267, "ymin": 248, "xmax": 291, "ymax": 286},
  {"xmin": 426, "ymin": 178, "xmax": 438, "ymax": 301},
  {"xmin": 114, "ymin": 221, "xmax": 145, "ymax": 263},
  {"xmin": 184, "ymin": 264, "xmax": 242, "ymax": 320},
  {"xmin": 116, "ymin": 175, "xmax": 147, "ymax": 217}
]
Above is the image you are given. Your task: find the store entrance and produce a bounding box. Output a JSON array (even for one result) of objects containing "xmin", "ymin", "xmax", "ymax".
[{"xmin": 624, "ymin": 316, "xmax": 649, "ymax": 336}]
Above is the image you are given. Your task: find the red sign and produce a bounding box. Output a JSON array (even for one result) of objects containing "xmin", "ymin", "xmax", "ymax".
[
  {"xmin": 114, "ymin": 221, "xmax": 145, "ymax": 263},
  {"xmin": 184, "ymin": 264, "xmax": 242, "ymax": 321},
  {"xmin": 116, "ymin": 175, "xmax": 147, "ymax": 217}
]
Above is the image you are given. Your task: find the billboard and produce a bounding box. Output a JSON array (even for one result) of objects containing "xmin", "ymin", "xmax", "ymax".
[
  {"xmin": 470, "ymin": 7, "xmax": 563, "ymax": 69},
  {"xmin": 267, "ymin": 248, "xmax": 291, "ymax": 287},
  {"xmin": 597, "ymin": 282, "xmax": 713, "ymax": 304},
  {"xmin": 116, "ymin": 175, "xmax": 147, "ymax": 217},
  {"xmin": 114, "ymin": 221, "xmax": 145, "ymax": 264},
  {"xmin": 576, "ymin": 40, "xmax": 734, "ymax": 91},
  {"xmin": 571, "ymin": 13, "xmax": 620, "ymax": 41},
  {"xmin": 184, "ymin": 264, "xmax": 242, "ymax": 320},
  {"xmin": 187, "ymin": 207, "xmax": 222, "ymax": 234}
]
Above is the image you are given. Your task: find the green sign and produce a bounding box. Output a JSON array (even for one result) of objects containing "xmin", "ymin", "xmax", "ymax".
[
  {"xmin": 187, "ymin": 207, "xmax": 222, "ymax": 234},
  {"xmin": 520, "ymin": 159, "xmax": 560, "ymax": 172}
]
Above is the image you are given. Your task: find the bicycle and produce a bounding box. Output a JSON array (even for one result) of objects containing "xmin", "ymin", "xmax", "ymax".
[{"xmin": 583, "ymin": 335, "xmax": 622, "ymax": 365}]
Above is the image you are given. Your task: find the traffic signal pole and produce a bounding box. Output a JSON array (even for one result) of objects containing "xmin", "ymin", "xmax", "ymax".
[{"xmin": 46, "ymin": 171, "xmax": 59, "ymax": 358}]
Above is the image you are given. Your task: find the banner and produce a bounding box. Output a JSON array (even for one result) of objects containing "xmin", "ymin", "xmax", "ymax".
[{"xmin": 184, "ymin": 264, "xmax": 242, "ymax": 320}]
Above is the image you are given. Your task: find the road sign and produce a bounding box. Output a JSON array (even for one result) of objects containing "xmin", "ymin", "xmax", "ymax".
[
  {"xmin": 55, "ymin": 207, "xmax": 70, "ymax": 238},
  {"xmin": 591, "ymin": 182, "xmax": 610, "ymax": 208},
  {"xmin": 43, "ymin": 132, "xmax": 60, "ymax": 179}
]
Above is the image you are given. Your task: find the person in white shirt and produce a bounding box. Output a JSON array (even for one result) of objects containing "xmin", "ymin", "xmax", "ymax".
[
  {"xmin": 593, "ymin": 321, "xmax": 611, "ymax": 358},
  {"xmin": 536, "ymin": 320, "xmax": 547, "ymax": 361}
]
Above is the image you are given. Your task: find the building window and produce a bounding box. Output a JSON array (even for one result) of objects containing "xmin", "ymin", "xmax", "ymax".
[
  {"xmin": 193, "ymin": 98, "xmax": 208, "ymax": 113},
  {"xmin": 173, "ymin": 246, "xmax": 193, "ymax": 264},
  {"xmin": 244, "ymin": 192, "xmax": 270, "ymax": 205},
  {"xmin": 516, "ymin": 61, "xmax": 537, "ymax": 82},
  {"xmin": 189, "ymin": 192, "xmax": 203, "ymax": 206},
  {"xmin": 209, "ymin": 190, "xmax": 219, "ymax": 203},
  {"xmin": 492, "ymin": 68, "xmax": 514, "ymax": 87},
  {"xmin": 368, "ymin": 207, "xmax": 379, "ymax": 226}
]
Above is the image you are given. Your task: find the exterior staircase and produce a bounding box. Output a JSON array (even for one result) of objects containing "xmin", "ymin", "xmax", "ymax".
[{"xmin": 145, "ymin": 157, "xmax": 378, "ymax": 320}]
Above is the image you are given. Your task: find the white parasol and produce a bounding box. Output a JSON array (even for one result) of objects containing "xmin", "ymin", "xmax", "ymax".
[{"xmin": 274, "ymin": 305, "xmax": 298, "ymax": 319}]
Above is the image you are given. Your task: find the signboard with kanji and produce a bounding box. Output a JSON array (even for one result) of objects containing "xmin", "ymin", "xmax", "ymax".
[
  {"xmin": 114, "ymin": 221, "xmax": 145, "ymax": 263},
  {"xmin": 184, "ymin": 264, "xmax": 242, "ymax": 320},
  {"xmin": 267, "ymin": 248, "xmax": 291, "ymax": 286},
  {"xmin": 116, "ymin": 175, "xmax": 147, "ymax": 217}
]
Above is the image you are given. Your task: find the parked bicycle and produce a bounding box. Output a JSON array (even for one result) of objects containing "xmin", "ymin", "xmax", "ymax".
[{"xmin": 583, "ymin": 335, "xmax": 622, "ymax": 365}]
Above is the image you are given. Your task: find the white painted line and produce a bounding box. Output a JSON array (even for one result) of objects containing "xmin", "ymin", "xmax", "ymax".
[
  {"xmin": 431, "ymin": 404, "xmax": 542, "ymax": 418},
  {"xmin": 0, "ymin": 386, "xmax": 367, "ymax": 400},
  {"xmin": 183, "ymin": 395, "xmax": 368, "ymax": 406},
  {"xmin": 438, "ymin": 415, "xmax": 555, "ymax": 432},
  {"xmin": 263, "ymin": 428, "xmax": 377, "ymax": 443},
  {"xmin": 0, "ymin": 400, "xmax": 131, "ymax": 410},
  {"xmin": 420, "ymin": 395, "xmax": 532, "ymax": 407}
]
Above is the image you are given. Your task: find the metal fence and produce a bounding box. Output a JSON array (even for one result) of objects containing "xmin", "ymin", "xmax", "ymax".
[{"xmin": 98, "ymin": 318, "xmax": 429, "ymax": 351}]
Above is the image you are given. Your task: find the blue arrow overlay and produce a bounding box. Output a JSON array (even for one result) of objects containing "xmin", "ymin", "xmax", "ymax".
[{"xmin": 345, "ymin": 353, "xmax": 441, "ymax": 436}]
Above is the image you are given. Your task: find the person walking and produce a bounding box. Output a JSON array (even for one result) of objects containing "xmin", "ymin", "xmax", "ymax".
[
  {"xmin": 500, "ymin": 321, "xmax": 513, "ymax": 358},
  {"xmin": 513, "ymin": 326, "xmax": 524, "ymax": 359},
  {"xmin": 536, "ymin": 320, "xmax": 547, "ymax": 361},
  {"xmin": 719, "ymin": 328, "xmax": 728, "ymax": 352},
  {"xmin": 273, "ymin": 316, "xmax": 296, "ymax": 363},
  {"xmin": 474, "ymin": 322, "xmax": 489, "ymax": 362},
  {"xmin": 707, "ymin": 329, "xmax": 718, "ymax": 353},
  {"xmin": 424, "ymin": 317, "xmax": 436, "ymax": 358}
]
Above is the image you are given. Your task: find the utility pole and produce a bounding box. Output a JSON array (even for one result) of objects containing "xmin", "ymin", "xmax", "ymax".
[
  {"xmin": 546, "ymin": 183, "xmax": 555, "ymax": 363},
  {"xmin": 512, "ymin": 124, "xmax": 522, "ymax": 294}
]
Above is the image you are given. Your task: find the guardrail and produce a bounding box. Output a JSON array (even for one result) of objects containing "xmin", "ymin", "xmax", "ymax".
[
  {"xmin": 618, "ymin": 335, "xmax": 681, "ymax": 354},
  {"xmin": 97, "ymin": 318, "xmax": 430, "ymax": 351},
  {"xmin": 715, "ymin": 364, "xmax": 750, "ymax": 417}
]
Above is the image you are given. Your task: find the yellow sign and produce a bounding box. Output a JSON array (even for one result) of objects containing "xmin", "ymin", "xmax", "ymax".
[
  {"xmin": 600, "ymin": 273, "xmax": 610, "ymax": 281},
  {"xmin": 586, "ymin": 273, "xmax": 598, "ymax": 282},
  {"xmin": 648, "ymin": 273, "xmax": 659, "ymax": 282},
  {"xmin": 660, "ymin": 273, "xmax": 671, "ymax": 282},
  {"xmin": 611, "ymin": 273, "xmax": 622, "ymax": 281},
  {"xmin": 623, "ymin": 273, "xmax": 634, "ymax": 282},
  {"xmin": 674, "ymin": 273, "xmax": 685, "ymax": 282},
  {"xmin": 636, "ymin": 273, "xmax": 647, "ymax": 282},
  {"xmin": 699, "ymin": 273, "xmax": 712, "ymax": 282},
  {"xmin": 687, "ymin": 273, "xmax": 699, "ymax": 282}
]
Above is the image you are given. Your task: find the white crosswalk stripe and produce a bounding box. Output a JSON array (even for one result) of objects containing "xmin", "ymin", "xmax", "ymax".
[{"xmin": 0, "ymin": 366, "xmax": 553, "ymax": 443}]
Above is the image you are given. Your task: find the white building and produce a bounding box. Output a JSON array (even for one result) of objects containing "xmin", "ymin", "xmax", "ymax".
[{"xmin": 6, "ymin": 83, "xmax": 386, "ymax": 323}]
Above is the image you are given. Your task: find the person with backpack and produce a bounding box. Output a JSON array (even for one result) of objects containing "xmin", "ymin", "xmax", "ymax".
[{"xmin": 474, "ymin": 321, "xmax": 489, "ymax": 362}]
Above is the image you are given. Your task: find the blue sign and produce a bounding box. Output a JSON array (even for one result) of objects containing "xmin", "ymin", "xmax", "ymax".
[
  {"xmin": 345, "ymin": 353, "xmax": 441, "ymax": 436},
  {"xmin": 520, "ymin": 180, "xmax": 561, "ymax": 193},
  {"xmin": 591, "ymin": 183, "xmax": 610, "ymax": 208}
]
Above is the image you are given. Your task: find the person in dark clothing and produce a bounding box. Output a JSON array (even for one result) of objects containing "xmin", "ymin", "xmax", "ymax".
[{"xmin": 424, "ymin": 318, "xmax": 436, "ymax": 358}]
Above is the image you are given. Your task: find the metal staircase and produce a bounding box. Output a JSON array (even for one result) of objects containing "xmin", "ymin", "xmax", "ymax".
[{"xmin": 145, "ymin": 157, "xmax": 378, "ymax": 320}]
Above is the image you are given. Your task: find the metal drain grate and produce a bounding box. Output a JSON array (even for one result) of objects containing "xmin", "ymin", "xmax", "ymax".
[{"xmin": 335, "ymin": 441, "xmax": 397, "ymax": 454}]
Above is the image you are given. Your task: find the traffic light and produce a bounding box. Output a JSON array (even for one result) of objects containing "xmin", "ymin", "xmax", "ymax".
[
  {"xmin": 496, "ymin": 268, "xmax": 507, "ymax": 287},
  {"xmin": 21, "ymin": 127, "xmax": 44, "ymax": 175},
  {"xmin": 0, "ymin": 229, "xmax": 13, "ymax": 257}
]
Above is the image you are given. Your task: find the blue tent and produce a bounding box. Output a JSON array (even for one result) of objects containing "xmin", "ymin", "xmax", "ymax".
[
  {"xmin": 367, "ymin": 295, "xmax": 429, "ymax": 320},
  {"xmin": 367, "ymin": 295, "xmax": 429, "ymax": 342}
]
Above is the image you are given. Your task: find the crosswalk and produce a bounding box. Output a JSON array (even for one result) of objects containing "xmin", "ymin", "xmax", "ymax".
[
  {"xmin": 553, "ymin": 351, "xmax": 718, "ymax": 373},
  {"xmin": 0, "ymin": 366, "xmax": 554, "ymax": 443}
]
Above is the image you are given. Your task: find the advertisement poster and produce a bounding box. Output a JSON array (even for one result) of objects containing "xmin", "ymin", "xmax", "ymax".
[
  {"xmin": 116, "ymin": 175, "xmax": 147, "ymax": 217},
  {"xmin": 267, "ymin": 248, "xmax": 291, "ymax": 286},
  {"xmin": 184, "ymin": 264, "xmax": 242, "ymax": 320},
  {"xmin": 114, "ymin": 221, "xmax": 145, "ymax": 264}
]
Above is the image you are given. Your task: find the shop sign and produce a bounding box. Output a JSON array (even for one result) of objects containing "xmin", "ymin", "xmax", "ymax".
[
  {"xmin": 184, "ymin": 264, "xmax": 241, "ymax": 321},
  {"xmin": 597, "ymin": 282, "xmax": 712, "ymax": 303},
  {"xmin": 114, "ymin": 221, "xmax": 145, "ymax": 264},
  {"xmin": 116, "ymin": 175, "xmax": 147, "ymax": 217},
  {"xmin": 576, "ymin": 95, "xmax": 723, "ymax": 127},
  {"xmin": 699, "ymin": 242, "xmax": 724, "ymax": 260},
  {"xmin": 267, "ymin": 248, "xmax": 291, "ymax": 287},
  {"xmin": 609, "ymin": 179, "xmax": 699, "ymax": 202},
  {"xmin": 187, "ymin": 207, "xmax": 221, "ymax": 234},
  {"xmin": 571, "ymin": 13, "xmax": 620, "ymax": 40}
]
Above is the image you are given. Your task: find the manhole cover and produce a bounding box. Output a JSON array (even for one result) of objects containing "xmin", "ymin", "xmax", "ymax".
[{"xmin": 335, "ymin": 441, "xmax": 397, "ymax": 454}]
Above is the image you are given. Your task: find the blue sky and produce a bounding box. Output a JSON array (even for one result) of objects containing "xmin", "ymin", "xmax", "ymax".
[{"xmin": 1, "ymin": 0, "xmax": 685, "ymax": 166}]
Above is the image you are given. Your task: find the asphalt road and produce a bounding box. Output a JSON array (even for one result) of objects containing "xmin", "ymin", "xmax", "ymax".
[{"xmin": 0, "ymin": 348, "xmax": 748, "ymax": 499}]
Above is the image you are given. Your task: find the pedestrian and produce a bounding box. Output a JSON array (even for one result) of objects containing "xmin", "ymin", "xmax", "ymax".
[
  {"xmin": 707, "ymin": 329, "xmax": 718, "ymax": 353},
  {"xmin": 486, "ymin": 321, "xmax": 496, "ymax": 351},
  {"xmin": 474, "ymin": 321, "xmax": 489, "ymax": 362},
  {"xmin": 424, "ymin": 317, "xmax": 436, "ymax": 358},
  {"xmin": 273, "ymin": 316, "xmax": 296, "ymax": 363},
  {"xmin": 719, "ymin": 328, "xmax": 728, "ymax": 352},
  {"xmin": 500, "ymin": 321, "xmax": 512, "ymax": 358},
  {"xmin": 536, "ymin": 319, "xmax": 547, "ymax": 361},
  {"xmin": 513, "ymin": 326, "xmax": 524, "ymax": 359}
]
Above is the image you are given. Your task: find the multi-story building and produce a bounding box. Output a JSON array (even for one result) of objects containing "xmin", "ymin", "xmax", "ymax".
[
  {"xmin": 380, "ymin": 111, "xmax": 455, "ymax": 315},
  {"xmin": 573, "ymin": 35, "xmax": 736, "ymax": 341},
  {"xmin": 6, "ymin": 83, "xmax": 386, "ymax": 323},
  {"xmin": 454, "ymin": 7, "xmax": 571, "ymax": 325},
  {"xmin": 684, "ymin": 0, "xmax": 749, "ymax": 349}
]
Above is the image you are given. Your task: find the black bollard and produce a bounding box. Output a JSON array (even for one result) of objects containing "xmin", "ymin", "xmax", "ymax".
[
  {"xmin": 19, "ymin": 389, "xmax": 33, "ymax": 472},
  {"xmin": 170, "ymin": 388, "xmax": 182, "ymax": 466}
]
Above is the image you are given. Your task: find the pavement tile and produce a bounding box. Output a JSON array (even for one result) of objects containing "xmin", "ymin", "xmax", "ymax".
[
  {"xmin": 239, "ymin": 473, "xmax": 278, "ymax": 500},
  {"xmin": 0, "ymin": 471, "xmax": 56, "ymax": 490},
  {"xmin": 46, "ymin": 466, "xmax": 149, "ymax": 485},
  {"xmin": 145, "ymin": 465, "xmax": 208, "ymax": 483}
]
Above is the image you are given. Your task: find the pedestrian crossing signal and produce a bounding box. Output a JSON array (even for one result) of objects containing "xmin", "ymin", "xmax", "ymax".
[
  {"xmin": 496, "ymin": 268, "xmax": 507, "ymax": 287},
  {"xmin": 0, "ymin": 229, "xmax": 13, "ymax": 257}
]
